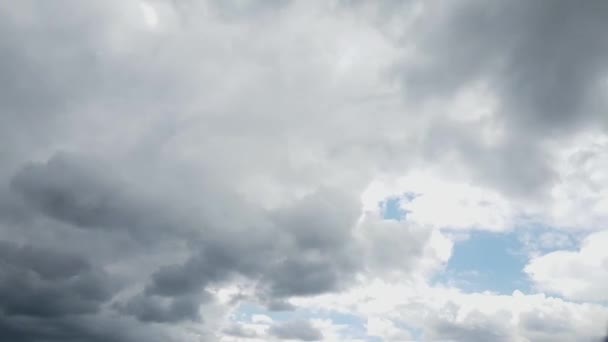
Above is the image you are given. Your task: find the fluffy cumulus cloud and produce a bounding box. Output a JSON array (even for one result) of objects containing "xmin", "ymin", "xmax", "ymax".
[
  {"xmin": 1, "ymin": 0, "xmax": 608, "ymax": 341},
  {"xmin": 525, "ymin": 230, "xmax": 608, "ymax": 302}
]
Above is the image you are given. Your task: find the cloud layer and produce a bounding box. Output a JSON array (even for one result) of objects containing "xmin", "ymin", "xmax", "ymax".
[{"xmin": 1, "ymin": 0, "xmax": 608, "ymax": 341}]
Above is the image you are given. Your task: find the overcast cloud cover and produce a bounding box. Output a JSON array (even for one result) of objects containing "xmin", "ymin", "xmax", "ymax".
[{"xmin": 1, "ymin": 0, "xmax": 608, "ymax": 341}]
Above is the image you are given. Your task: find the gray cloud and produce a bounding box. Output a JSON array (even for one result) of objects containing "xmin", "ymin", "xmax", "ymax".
[
  {"xmin": 11, "ymin": 155, "xmax": 135, "ymax": 231},
  {"xmin": 6, "ymin": 149, "xmax": 371, "ymax": 325},
  {"xmin": 0, "ymin": 241, "xmax": 153, "ymax": 342},
  {"xmin": 0, "ymin": 241, "xmax": 113, "ymax": 318},
  {"xmin": 223, "ymin": 324, "xmax": 259, "ymax": 338},
  {"xmin": 397, "ymin": 0, "xmax": 608, "ymax": 131},
  {"xmin": 0, "ymin": 314, "xmax": 174, "ymax": 342},
  {"xmin": 268, "ymin": 319, "xmax": 323, "ymax": 341},
  {"xmin": 382, "ymin": 0, "xmax": 608, "ymax": 198},
  {"xmin": 116, "ymin": 186, "xmax": 365, "ymax": 319},
  {"xmin": 425, "ymin": 307, "xmax": 514, "ymax": 342},
  {"xmin": 116, "ymin": 293, "xmax": 203, "ymax": 323},
  {"xmin": 518, "ymin": 309, "xmax": 584, "ymax": 342},
  {"xmin": 1, "ymin": 0, "xmax": 608, "ymax": 341}
]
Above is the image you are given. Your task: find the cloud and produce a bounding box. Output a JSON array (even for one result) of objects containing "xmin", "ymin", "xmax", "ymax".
[
  {"xmin": 0, "ymin": 241, "xmax": 171, "ymax": 342},
  {"xmin": 223, "ymin": 323, "xmax": 259, "ymax": 339},
  {"xmin": 426, "ymin": 308, "xmax": 514, "ymax": 342},
  {"xmin": 374, "ymin": 0, "xmax": 608, "ymax": 199},
  {"xmin": 10, "ymin": 154, "xmax": 149, "ymax": 234},
  {"xmin": 396, "ymin": 0, "xmax": 608, "ymax": 131},
  {"xmin": 0, "ymin": 240, "xmax": 112, "ymax": 317},
  {"xmin": 525, "ymin": 230, "xmax": 608, "ymax": 301},
  {"xmin": 367, "ymin": 317, "xmax": 414, "ymax": 341},
  {"xmin": 295, "ymin": 281, "xmax": 608, "ymax": 341},
  {"xmin": 116, "ymin": 293, "xmax": 204, "ymax": 323},
  {"xmin": 268, "ymin": 320, "xmax": 323, "ymax": 341},
  {"xmin": 0, "ymin": 315, "xmax": 166, "ymax": 342},
  {"xmin": 1, "ymin": 0, "xmax": 608, "ymax": 341}
]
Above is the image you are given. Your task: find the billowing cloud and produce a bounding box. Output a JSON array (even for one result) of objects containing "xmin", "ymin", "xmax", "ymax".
[
  {"xmin": 1, "ymin": 0, "xmax": 608, "ymax": 341},
  {"xmin": 294, "ymin": 281, "xmax": 608, "ymax": 342},
  {"xmin": 525, "ymin": 230, "xmax": 608, "ymax": 302},
  {"xmin": 0, "ymin": 240, "xmax": 112, "ymax": 317}
]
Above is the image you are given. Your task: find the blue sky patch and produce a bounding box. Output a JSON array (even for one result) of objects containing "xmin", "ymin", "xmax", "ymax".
[
  {"xmin": 436, "ymin": 230, "xmax": 531, "ymax": 294},
  {"xmin": 379, "ymin": 192, "xmax": 418, "ymax": 221}
]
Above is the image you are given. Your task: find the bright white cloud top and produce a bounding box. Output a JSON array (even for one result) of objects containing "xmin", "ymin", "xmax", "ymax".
[{"xmin": 1, "ymin": 1, "xmax": 608, "ymax": 341}]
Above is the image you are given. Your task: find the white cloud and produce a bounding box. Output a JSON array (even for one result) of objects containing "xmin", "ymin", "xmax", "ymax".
[
  {"xmin": 542, "ymin": 132, "xmax": 608, "ymax": 230},
  {"xmin": 367, "ymin": 317, "xmax": 413, "ymax": 341},
  {"xmin": 139, "ymin": 1, "xmax": 159, "ymax": 28},
  {"xmin": 395, "ymin": 171, "xmax": 514, "ymax": 231},
  {"xmin": 525, "ymin": 230, "xmax": 608, "ymax": 301},
  {"xmin": 294, "ymin": 280, "xmax": 608, "ymax": 342},
  {"xmin": 360, "ymin": 170, "xmax": 516, "ymax": 231}
]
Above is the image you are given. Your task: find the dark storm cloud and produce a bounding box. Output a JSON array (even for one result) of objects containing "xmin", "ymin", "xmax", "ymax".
[
  {"xmin": 0, "ymin": 314, "xmax": 173, "ymax": 342},
  {"xmin": 0, "ymin": 238, "xmax": 199, "ymax": 341},
  {"xmin": 0, "ymin": 241, "xmax": 153, "ymax": 342},
  {"xmin": 0, "ymin": 241, "xmax": 113, "ymax": 318},
  {"xmin": 268, "ymin": 319, "xmax": 323, "ymax": 341},
  {"xmin": 116, "ymin": 293, "xmax": 203, "ymax": 323}
]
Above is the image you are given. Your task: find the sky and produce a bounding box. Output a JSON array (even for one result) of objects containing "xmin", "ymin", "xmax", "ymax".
[{"xmin": 1, "ymin": 0, "xmax": 608, "ymax": 341}]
